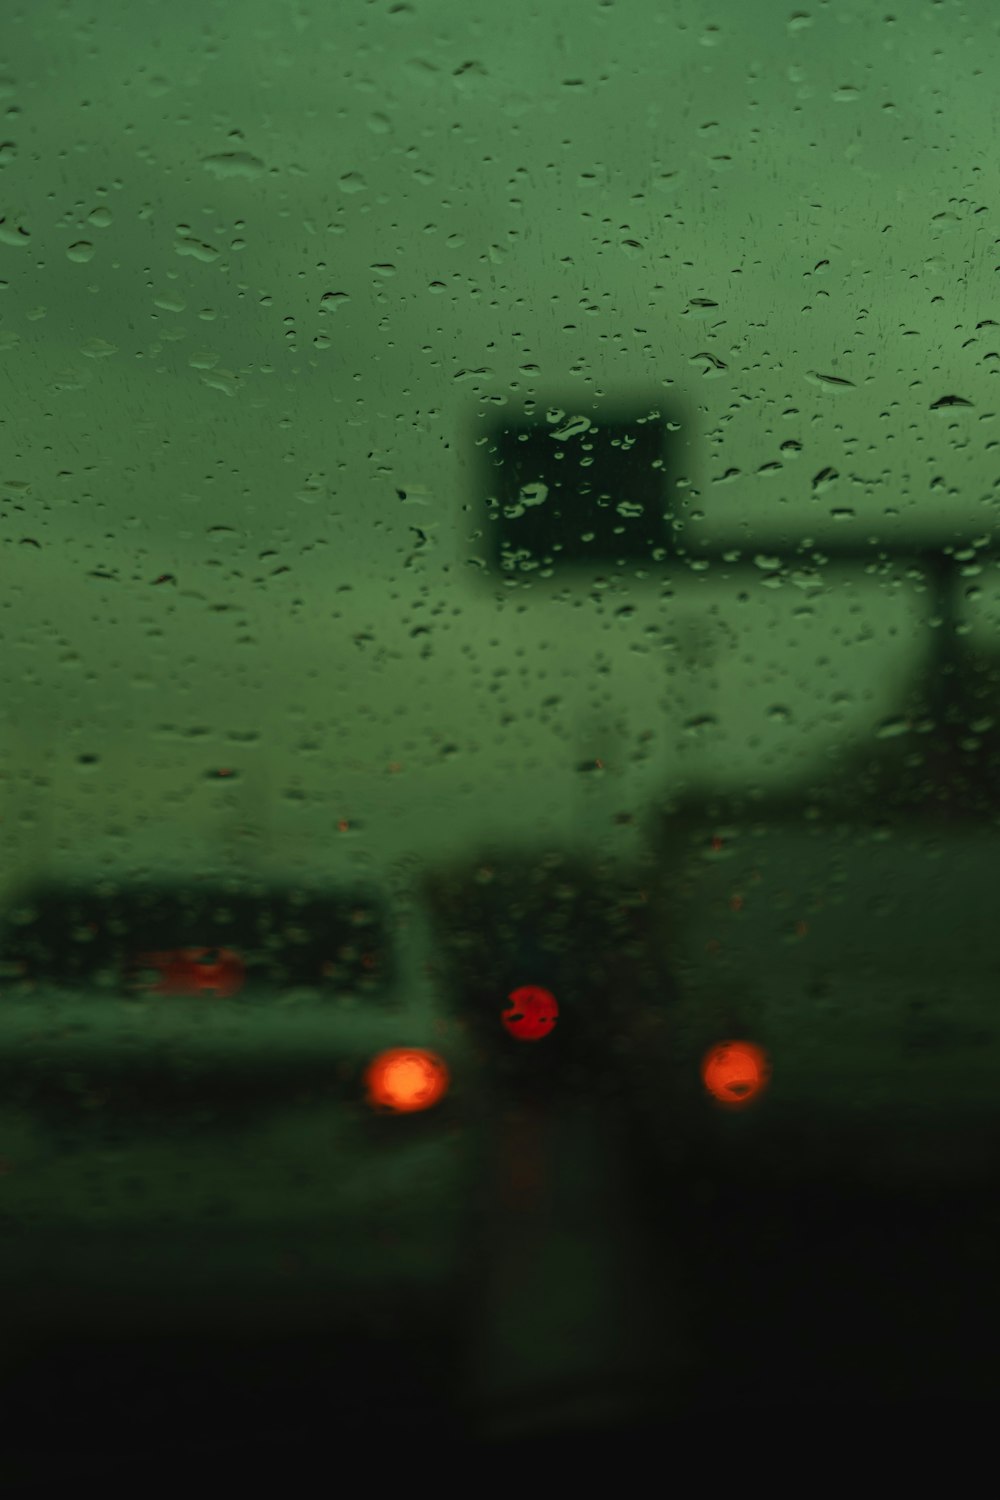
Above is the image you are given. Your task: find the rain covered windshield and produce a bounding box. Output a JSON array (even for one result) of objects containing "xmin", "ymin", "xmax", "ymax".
[{"xmin": 2, "ymin": 0, "xmax": 999, "ymax": 1480}]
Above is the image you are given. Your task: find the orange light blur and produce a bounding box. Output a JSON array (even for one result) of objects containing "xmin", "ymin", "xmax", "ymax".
[
  {"xmin": 364, "ymin": 1047, "xmax": 450, "ymax": 1114},
  {"xmin": 701, "ymin": 1040, "xmax": 771, "ymax": 1110},
  {"xmin": 502, "ymin": 984, "xmax": 559, "ymax": 1042}
]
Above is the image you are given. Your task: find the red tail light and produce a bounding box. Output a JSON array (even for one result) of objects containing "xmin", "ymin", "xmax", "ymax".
[
  {"xmin": 701, "ymin": 1040, "xmax": 771, "ymax": 1110},
  {"xmin": 132, "ymin": 947, "xmax": 245, "ymax": 997},
  {"xmin": 501, "ymin": 984, "xmax": 559, "ymax": 1042},
  {"xmin": 364, "ymin": 1047, "xmax": 450, "ymax": 1114}
]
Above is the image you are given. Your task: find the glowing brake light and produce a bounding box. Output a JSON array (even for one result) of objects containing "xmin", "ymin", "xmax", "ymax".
[
  {"xmin": 364, "ymin": 1047, "xmax": 450, "ymax": 1114},
  {"xmin": 701, "ymin": 1040, "xmax": 771, "ymax": 1110},
  {"xmin": 501, "ymin": 984, "xmax": 559, "ymax": 1042},
  {"xmin": 132, "ymin": 946, "xmax": 245, "ymax": 997}
]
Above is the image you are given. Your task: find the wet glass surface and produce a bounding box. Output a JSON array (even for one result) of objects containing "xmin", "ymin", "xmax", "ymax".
[{"xmin": 2, "ymin": 0, "xmax": 1000, "ymax": 1479}]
